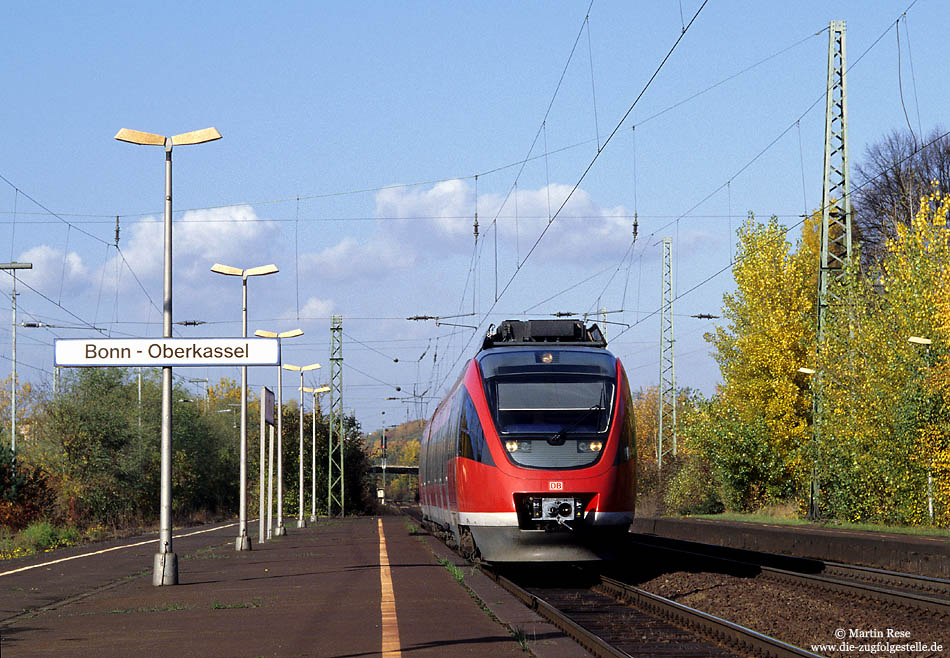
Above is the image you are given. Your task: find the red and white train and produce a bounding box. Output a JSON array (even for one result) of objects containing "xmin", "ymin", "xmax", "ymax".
[{"xmin": 419, "ymin": 319, "xmax": 636, "ymax": 561}]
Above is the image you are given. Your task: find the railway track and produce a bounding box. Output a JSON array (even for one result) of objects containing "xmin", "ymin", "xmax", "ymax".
[
  {"xmin": 483, "ymin": 564, "xmax": 821, "ymax": 658},
  {"xmin": 398, "ymin": 507, "xmax": 946, "ymax": 656},
  {"xmin": 627, "ymin": 533, "xmax": 950, "ymax": 617}
]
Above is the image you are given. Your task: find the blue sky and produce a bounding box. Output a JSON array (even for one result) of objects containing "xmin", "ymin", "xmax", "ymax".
[{"xmin": 2, "ymin": 1, "xmax": 947, "ymax": 432}]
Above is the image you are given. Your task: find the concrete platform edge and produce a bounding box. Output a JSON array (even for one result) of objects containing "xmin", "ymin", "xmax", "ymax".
[
  {"xmin": 418, "ymin": 533, "xmax": 593, "ymax": 658},
  {"xmin": 631, "ymin": 517, "xmax": 949, "ymax": 578}
]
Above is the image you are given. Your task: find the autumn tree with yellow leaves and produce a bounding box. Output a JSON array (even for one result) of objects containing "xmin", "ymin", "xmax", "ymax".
[
  {"xmin": 817, "ymin": 186, "xmax": 950, "ymax": 525},
  {"xmin": 681, "ymin": 213, "xmax": 819, "ymax": 511}
]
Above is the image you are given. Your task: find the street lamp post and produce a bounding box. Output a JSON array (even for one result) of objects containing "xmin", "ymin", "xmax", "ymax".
[
  {"xmin": 116, "ymin": 126, "xmax": 221, "ymax": 586},
  {"xmin": 254, "ymin": 328, "xmax": 303, "ymax": 536},
  {"xmin": 211, "ymin": 263, "xmax": 279, "ymax": 551},
  {"xmin": 302, "ymin": 385, "xmax": 330, "ymax": 521},
  {"xmin": 284, "ymin": 363, "xmax": 321, "ymax": 528},
  {"xmin": 908, "ymin": 336, "xmax": 935, "ymax": 524},
  {"xmin": 798, "ymin": 366, "xmax": 819, "ymax": 519},
  {"xmin": 1, "ymin": 262, "xmax": 32, "ymax": 453}
]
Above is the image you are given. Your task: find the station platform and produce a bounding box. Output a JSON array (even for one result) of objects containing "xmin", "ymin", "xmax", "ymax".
[
  {"xmin": 631, "ymin": 516, "xmax": 950, "ymax": 578},
  {"xmin": 0, "ymin": 514, "xmax": 583, "ymax": 657}
]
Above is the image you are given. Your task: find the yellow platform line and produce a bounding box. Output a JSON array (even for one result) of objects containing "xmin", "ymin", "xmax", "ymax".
[{"xmin": 378, "ymin": 518, "xmax": 402, "ymax": 657}]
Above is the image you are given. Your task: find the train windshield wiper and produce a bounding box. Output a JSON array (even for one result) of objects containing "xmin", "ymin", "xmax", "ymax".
[{"xmin": 548, "ymin": 401, "xmax": 604, "ymax": 445}]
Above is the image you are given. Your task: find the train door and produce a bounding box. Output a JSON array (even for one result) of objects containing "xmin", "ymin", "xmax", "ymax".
[{"xmin": 447, "ymin": 392, "xmax": 461, "ymax": 540}]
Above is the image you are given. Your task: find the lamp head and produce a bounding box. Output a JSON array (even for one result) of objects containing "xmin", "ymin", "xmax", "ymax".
[
  {"xmin": 245, "ymin": 264, "xmax": 279, "ymax": 278},
  {"xmin": 171, "ymin": 127, "xmax": 222, "ymax": 146},
  {"xmin": 211, "ymin": 263, "xmax": 244, "ymax": 277},
  {"xmin": 114, "ymin": 128, "xmax": 166, "ymax": 146}
]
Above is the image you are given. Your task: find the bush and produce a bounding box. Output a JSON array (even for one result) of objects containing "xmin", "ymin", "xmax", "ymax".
[
  {"xmin": 664, "ymin": 457, "xmax": 724, "ymax": 515},
  {"xmin": 683, "ymin": 402, "xmax": 799, "ymax": 511},
  {"xmin": 16, "ymin": 521, "xmax": 79, "ymax": 552},
  {"xmin": 0, "ymin": 444, "xmax": 52, "ymax": 530}
]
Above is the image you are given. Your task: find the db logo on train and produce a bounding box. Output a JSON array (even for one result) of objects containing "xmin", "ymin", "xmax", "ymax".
[{"xmin": 549, "ymin": 481, "xmax": 563, "ymax": 491}]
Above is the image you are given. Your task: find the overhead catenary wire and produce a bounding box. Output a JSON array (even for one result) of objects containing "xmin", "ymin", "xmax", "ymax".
[
  {"xmin": 434, "ymin": 1, "xmax": 709, "ymax": 394},
  {"xmin": 900, "ymin": 12, "xmax": 924, "ymax": 142},
  {"xmin": 553, "ymin": 0, "xmax": 922, "ymax": 335},
  {"xmin": 895, "ymin": 19, "xmax": 917, "ymax": 149},
  {"xmin": 607, "ymin": 127, "xmax": 950, "ymax": 347},
  {"xmin": 0, "ymin": 26, "xmax": 829, "ymax": 235},
  {"xmin": 343, "ymin": 332, "xmax": 400, "ymax": 362},
  {"xmin": 1, "ymin": 269, "xmax": 105, "ymax": 335}
]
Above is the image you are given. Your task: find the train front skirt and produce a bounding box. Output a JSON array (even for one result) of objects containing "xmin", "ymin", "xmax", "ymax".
[{"xmin": 461, "ymin": 510, "xmax": 633, "ymax": 562}]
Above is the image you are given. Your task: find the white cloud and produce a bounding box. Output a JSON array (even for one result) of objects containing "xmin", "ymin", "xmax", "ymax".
[
  {"xmin": 301, "ymin": 236, "xmax": 416, "ymax": 281},
  {"xmin": 375, "ymin": 179, "xmax": 473, "ymax": 241},
  {"xmin": 110, "ymin": 205, "xmax": 271, "ymax": 285},
  {"xmin": 16, "ymin": 244, "xmax": 89, "ymax": 294},
  {"xmin": 376, "ymin": 179, "xmax": 635, "ymax": 263},
  {"xmin": 298, "ymin": 296, "xmax": 334, "ymax": 318},
  {"xmin": 298, "ymin": 179, "xmax": 637, "ymax": 283}
]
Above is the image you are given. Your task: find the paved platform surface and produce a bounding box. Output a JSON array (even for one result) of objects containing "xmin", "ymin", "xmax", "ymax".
[
  {"xmin": 0, "ymin": 515, "xmax": 583, "ymax": 657},
  {"xmin": 631, "ymin": 516, "xmax": 950, "ymax": 577}
]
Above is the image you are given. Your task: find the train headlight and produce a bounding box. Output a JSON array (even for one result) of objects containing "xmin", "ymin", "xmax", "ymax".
[
  {"xmin": 505, "ymin": 440, "xmax": 519, "ymax": 452},
  {"xmin": 577, "ymin": 440, "xmax": 603, "ymax": 453}
]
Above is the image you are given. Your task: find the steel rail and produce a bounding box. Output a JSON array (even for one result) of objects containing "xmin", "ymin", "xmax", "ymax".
[
  {"xmin": 481, "ymin": 566, "xmax": 630, "ymax": 658},
  {"xmin": 628, "ymin": 534, "xmax": 950, "ymax": 616},
  {"xmin": 821, "ymin": 562, "xmax": 950, "ymax": 599},
  {"xmin": 483, "ymin": 564, "xmax": 823, "ymax": 658},
  {"xmin": 597, "ymin": 575, "xmax": 821, "ymax": 658}
]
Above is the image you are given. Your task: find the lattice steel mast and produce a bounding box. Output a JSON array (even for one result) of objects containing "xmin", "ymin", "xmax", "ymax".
[
  {"xmin": 328, "ymin": 315, "xmax": 345, "ymax": 517},
  {"xmin": 810, "ymin": 20, "xmax": 852, "ymax": 519},
  {"xmin": 817, "ymin": 20, "xmax": 853, "ymax": 339},
  {"xmin": 658, "ymin": 237, "xmax": 676, "ymax": 469}
]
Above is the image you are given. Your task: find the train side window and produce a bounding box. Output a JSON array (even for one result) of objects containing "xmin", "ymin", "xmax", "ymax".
[
  {"xmin": 458, "ymin": 391, "xmax": 473, "ymax": 460},
  {"xmin": 425, "ymin": 426, "xmax": 433, "ymax": 485}
]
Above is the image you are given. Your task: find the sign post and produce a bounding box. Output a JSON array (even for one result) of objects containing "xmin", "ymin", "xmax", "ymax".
[
  {"xmin": 260, "ymin": 386, "xmax": 275, "ymax": 542},
  {"xmin": 54, "ymin": 336, "xmax": 279, "ymax": 583}
]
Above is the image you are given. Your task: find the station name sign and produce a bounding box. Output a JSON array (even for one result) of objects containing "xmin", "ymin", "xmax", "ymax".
[{"xmin": 55, "ymin": 338, "xmax": 280, "ymax": 367}]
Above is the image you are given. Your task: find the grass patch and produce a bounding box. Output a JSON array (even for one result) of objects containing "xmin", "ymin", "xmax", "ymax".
[
  {"xmin": 186, "ymin": 544, "xmax": 233, "ymax": 560},
  {"xmin": 511, "ymin": 626, "xmax": 530, "ymax": 652},
  {"xmin": 0, "ymin": 522, "xmax": 82, "ymax": 559},
  {"xmin": 416, "ymin": 533, "xmax": 533, "ymax": 655},
  {"xmin": 211, "ymin": 597, "xmax": 263, "ymax": 610},
  {"xmin": 437, "ymin": 557, "xmax": 465, "ymax": 585},
  {"xmin": 689, "ymin": 512, "xmax": 950, "ymax": 537}
]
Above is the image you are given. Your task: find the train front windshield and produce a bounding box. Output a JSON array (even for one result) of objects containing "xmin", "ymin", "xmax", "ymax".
[{"xmin": 479, "ymin": 349, "xmax": 616, "ymax": 469}]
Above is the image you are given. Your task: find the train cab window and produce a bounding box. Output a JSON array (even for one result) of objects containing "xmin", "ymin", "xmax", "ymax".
[
  {"xmin": 458, "ymin": 389, "xmax": 494, "ymax": 465},
  {"xmin": 479, "ymin": 349, "xmax": 617, "ymax": 469}
]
